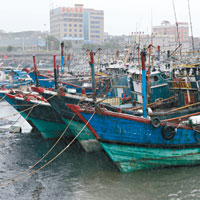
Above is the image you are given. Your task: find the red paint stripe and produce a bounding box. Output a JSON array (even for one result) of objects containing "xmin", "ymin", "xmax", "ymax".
[
  {"xmin": 61, "ymin": 81, "xmax": 81, "ymax": 88},
  {"xmin": 6, "ymin": 93, "xmax": 15, "ymax": 99},
  {"xmin": 53, "ymin": 55, "xmax": 56, "ymax": 70},
  {"xmin": 141, "ymin": 52, "xmax": 146, "ymax": 70},
  {"xmin": 70, "ymin": 104, "xmax": 192, "ymax": 130},
  {"xmin": 34, "ymin": 72, "xmax": 91, "ymax": 90},
  {"xmin": 31, "ymin": 86, "xmax": 44, "ymax": 94},
  {"xmin": 66, "ymin": 104, "xmax": 100, "ymax": 140},
  {"xmin": 38, "ymin": 74, "xmax": 49, "ymax": 78},
  {"xmin": 90, "ymin": 50, "xmax": 94, "ymax": 64},
  {"xmin": 78, "ymin": 107, "xmax": 151, "ymax": 124},
  {"xmin": 33, "ymin": 56, "xmax": 37, "ymax": 72}
]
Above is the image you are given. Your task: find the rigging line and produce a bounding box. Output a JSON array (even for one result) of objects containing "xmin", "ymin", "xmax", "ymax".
[
  {"xmin": 0, "ymin": 91, "xmax": 59, "ymax": 143},
  {"xmin": 0, "ymin": 95, "xmax": 6, "ymax": 102},
  {"xmin": 0, "ymin": 113, "xmax": 76, "ymax": 183},
  {"xmin": 0, "ymin": 92, "xmax": 82, "ymax": 183},
  {"xmin": 0, "ymin": 111, "xmax": 96, "ymax": 187},
  {"xmin": 172, "ymin": 0, "xmax": 182, "ymax": 59},
  {"xmin": 0, "ymin": 104, "xmax": 34, "ymax": 145},
  {"xmin": 0, "ymin": 105, "xmax": 36, "ymax": 120},
  {"xmin": 187, "ymin": 0, "xmax": 195, "ymax": 53},
  {"xmin": 0, "ymin": 114, "xmax": 21, "ymax": 135}
]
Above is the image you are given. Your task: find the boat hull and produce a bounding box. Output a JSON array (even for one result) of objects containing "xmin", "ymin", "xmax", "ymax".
[
  {"xmin": 28, "ymin": 116, "xmax": 67, "ymax": 139},
  {"xmin": 4, "ymin": 94, "xmax": 68, "ymax": 139},
  {"xmin": 80, "ymin": 111, "xmax": 197, "ymax": 145},
  {"xmin": 100, "ymin": 142, "xmax": 200, "ymax": 172},
  {"xmin": 67, "ymin": 104, "xmax": 200, "ymax": 172},
  {"xmin": 41, "ymin": 92, "xmax": 101, "ymax": 152},
  {"xmin": 62, "ymin": 118, "xmax": 102, "ymax": 152}
]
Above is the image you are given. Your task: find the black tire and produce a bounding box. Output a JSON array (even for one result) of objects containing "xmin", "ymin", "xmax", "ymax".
[
  {"xmin": 194, "ymin": 126, "xmax": 200, "ymax": 141},
  {"xmin": 194, "ymin": 132, "xmax": 200, "ymax": 141},
  {"xmin": 161, "ymin": 125, "xmax": 176, "ymax": 140},
  {"xmin": 151, "ymin": 117, "xmax": 161, "ymax": 128}
]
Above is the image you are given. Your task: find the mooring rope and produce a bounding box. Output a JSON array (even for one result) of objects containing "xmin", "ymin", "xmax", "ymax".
[
  {"xmin": 0, "ymin": 95, "xmax": 6, "ymax": 102},
  {"xmin": 0, "ymin": 92, "xmax": 57, "ymax": 120},
  {"xmin": 0, "ymin": 113, "xmax": 75, "ymax": 183},
  {"xmin": 0, "ymin": 104, "xmax": 35, "ymax": 145},
  {"xmin": 0, "ymin": 110, "xmax": 96, "ymax": 187},
  {"xmin": 0, "ymin": 92, "xmax": 59, "ymax": 145},
  {"xmin": 0, "ymin": 97, "xmax": 85, "ymax": 183}
]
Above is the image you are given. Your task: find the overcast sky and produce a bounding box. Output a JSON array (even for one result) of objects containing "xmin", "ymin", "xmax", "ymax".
[{"xmin": 0, "ymin": 0, "xmax": 199, "ymax": 36}]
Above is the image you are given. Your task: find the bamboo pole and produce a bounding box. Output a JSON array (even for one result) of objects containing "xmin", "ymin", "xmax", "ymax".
[
  {"xmin": 169, "ymin": 101, "xmax": 200, "ymax": 113},
  {"xmin": 164, "ymin": 111, "xmax": 200, "ymax": 122},
  {"xmin": 137, "ymin": 47, "xmax": 142, "ymax": 94},
  {"xmin": 130, "ymin": 96, "xmax": 175, "ymax": 111}
]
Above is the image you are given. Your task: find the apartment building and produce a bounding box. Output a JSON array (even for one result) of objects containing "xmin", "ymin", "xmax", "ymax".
[
  {"xmin": 152, "ymin": 21, "xmax": 189, "ymax": 43},
  {"xmin": 84, "ymin": 8, "xmax": 104, "ymax": 44},
  {"xmin": 50, "ymin": 4, "xmax": 104, "ymax": 45}
]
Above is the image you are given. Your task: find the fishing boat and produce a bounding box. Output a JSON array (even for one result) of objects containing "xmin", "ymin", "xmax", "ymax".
[
  {"xmin": 0, "ymin": 90, "xmax": 68, "ymax": 139},
  {"xmin": 26, "ymin": 67, "xmax": 94, "ymax": 94},
  {"xmin": 66, "ymin": 50, "xmax": 200, "ymax": 172},
  {"xmin": 0, "ymin": 69, "xmax": 32, "ymax": 88},
  {"xmin": 67, "ymin": 103, "xmax": 200, "ymax": 172},
  {"xmin": 30, "ymin": 51, "xmax": 113, "ymax": 152},
  {"xmin": 31, "ymin": 49, "xmax": 136, "ymax": 152},
  {"xmin": 32, "ymin": 86, "xmax": 102, "ymax": 152},
  {"xmin": 149, "ymin": 62, "xmax": 200, "ymax": 120}
]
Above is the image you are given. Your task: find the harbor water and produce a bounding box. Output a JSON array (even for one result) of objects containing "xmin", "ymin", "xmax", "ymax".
[{"xmin": 1, "ymin": 101, "xmax": 200, "ymax": 200}]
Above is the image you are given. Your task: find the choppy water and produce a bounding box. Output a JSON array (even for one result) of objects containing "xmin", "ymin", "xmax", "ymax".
[{"xmin": 1, "ymin": 101, "xmax": 200, "ymax": 200}]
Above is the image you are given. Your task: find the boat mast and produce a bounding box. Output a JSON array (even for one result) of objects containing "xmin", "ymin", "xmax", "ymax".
[
  {"xmin": 172, "ymin": 0, "xmax": 182, "ymax": 59},
  {"xmin": 67, "ymin": 54, "xmax": 71, "ymax": 72},
  {"xmin": 33, "ymin": 56, "xmax": 39, "ymax": 87},
  {"xmin": 137, "ymin": 46, "xmax": 142, "ymax": 93},
  {"xmin": 53, "ymin": 55, "xmax": 58, "ymax": 90},
  {"xmin": 157, "ymin": 45, "xmax": 160, "ymax": 68},
  {"xmin": 150, "ymin": 9, "xmax": 153, "ymax": 45},
  {"xmin": 89, "ymin": 50, "xmax": 96, "ymax": 102},
  {"xmin": 61, "ymin": 42, "xmax": 64, "ymax": 74},
  {"xmin": 187, "ymin": 0, "xmax": 195, "ymax": 54},
  {"xmin": 146, "ymin": 44, "xmax": 152, "ymax": 106},
  {"xmin": 141, "ymin": 49, "xmax": 147, "ymax": 118}
]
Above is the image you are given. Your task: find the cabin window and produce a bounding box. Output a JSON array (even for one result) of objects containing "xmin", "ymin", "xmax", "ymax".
[
  {"xmin": 153, "ymin": 75, "xmax": 159, "ymax": 82},
  {"xmin": 161, "ymin": 73, "xmax": 170, "ymax": 80}
]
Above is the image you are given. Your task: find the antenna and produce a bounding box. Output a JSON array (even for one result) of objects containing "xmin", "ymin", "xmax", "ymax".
[{"xmin": 187, "ymin": 0, "xmax": 195, "ymax": 53}]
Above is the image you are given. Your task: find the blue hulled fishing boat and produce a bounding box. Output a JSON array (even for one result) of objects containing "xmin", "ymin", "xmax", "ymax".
[
  {"xmin": 0, "ymin": 69, "xmax": 32, "ymax": 88},
  {"xmin": 66, "ymin": 50, "xmax": 200, "ymax": 172}
]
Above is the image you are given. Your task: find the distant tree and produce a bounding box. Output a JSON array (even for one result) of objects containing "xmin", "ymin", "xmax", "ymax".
[
  {"xmin": 46, "ymin": 35, "xmax": 60, "ymax": 50},
  {"xmin": 7, "ymin": 45, "xmax": 13, "ymax": 52},
  {"xmin": 81, "ymin": 43, "xmax": 100, "ymax": 51}
]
